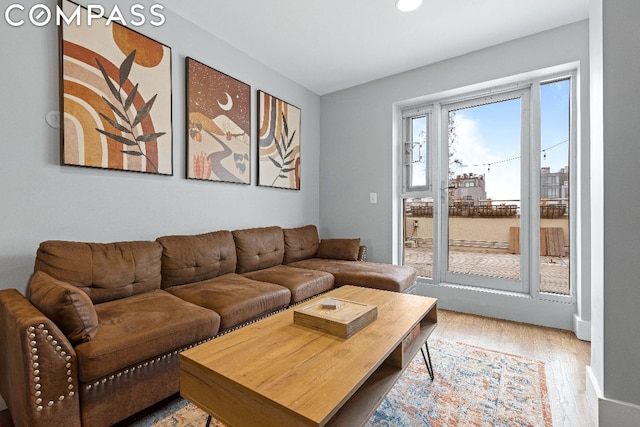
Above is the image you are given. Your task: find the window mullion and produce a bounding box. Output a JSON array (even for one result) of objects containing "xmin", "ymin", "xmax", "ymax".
[{"xmin": 527, "ymin": 84, "xmax": 539, "ymax": 296}]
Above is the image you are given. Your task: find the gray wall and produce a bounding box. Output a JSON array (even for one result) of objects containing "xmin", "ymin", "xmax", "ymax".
[
  {"xmin": 590, "ymin": 0, "xmax": 640, "ymax": 422},
  {"xmin": 320, "ymin": 21, "xmax": 591, "ymax": 331},
  {"xmin": 0, "ymin": 0, "xmax": 321, "ymax": 296}
]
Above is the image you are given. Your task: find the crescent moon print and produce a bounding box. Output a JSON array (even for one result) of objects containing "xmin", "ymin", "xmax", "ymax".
[
  {"xmin": 218, "ymin": 92, "xmax": 233, "ymax": 111},
  {"xmin": 186, "ymin": 58, "xmax": 251, "ymax": 184}
]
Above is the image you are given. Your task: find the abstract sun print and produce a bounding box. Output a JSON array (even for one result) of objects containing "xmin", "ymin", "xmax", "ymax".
[{"xmin": 60, "ymin": 0, "xmax": 172, "ymax": 175}]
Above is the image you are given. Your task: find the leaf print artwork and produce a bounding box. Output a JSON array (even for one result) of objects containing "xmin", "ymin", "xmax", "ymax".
[
  {"xmin": 60, "ymin": 0, "xmax": 172, "ymax": 175},
  {"xmin": 258, "ymin": 91, "xmax": 301, "ymax": 190},
  {"xmin": 268, "ymin": 113, "xmax": 298, "ymax": 185},
  {"xmin": 96, "ymin": 50, "xmax": 166, "ymax": 173}
]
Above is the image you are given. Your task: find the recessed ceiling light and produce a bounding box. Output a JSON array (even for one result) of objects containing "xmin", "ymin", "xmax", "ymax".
[{"xmin": 396, "ymin": 0, "xmax": 422, "ymax": 12}]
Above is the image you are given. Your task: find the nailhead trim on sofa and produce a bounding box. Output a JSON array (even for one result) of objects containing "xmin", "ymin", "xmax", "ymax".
[
  {"xmin": 82, "ymin": 337, "xmax": 214, "ymax": 391},
  {"xmin": 28, "ymin": 324, "xmax": 75, "ymax": 412}
]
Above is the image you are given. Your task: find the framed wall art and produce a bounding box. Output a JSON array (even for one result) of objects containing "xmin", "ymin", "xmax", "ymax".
[
  {"xmin": 186, "ymin": 58, "xmax": 251, "ymax": 184},
  {"xmin": 257, "ymin": 90, "xmax": 301, "ymax": 190},
  {"xmin": 59, "ymin": 0, "xmax": 173, "ymax": 175}
]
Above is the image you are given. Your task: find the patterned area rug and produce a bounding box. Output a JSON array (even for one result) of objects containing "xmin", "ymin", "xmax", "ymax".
[{"xmin": 130, "ymin": 340, "xmax": 551, "ymax": 427}]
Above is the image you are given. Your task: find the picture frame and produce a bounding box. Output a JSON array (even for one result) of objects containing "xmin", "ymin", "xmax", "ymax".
[
  {"xmin": 186, "ymin": 58, "xmax": 251, "ymax": 184},
  {"xmin": 59, "ymin": 0, "xmax": 173, "ymax": 175},
  {"xmin": 257, "ymin": 90, "xmax": 301, "ymax": 190}
]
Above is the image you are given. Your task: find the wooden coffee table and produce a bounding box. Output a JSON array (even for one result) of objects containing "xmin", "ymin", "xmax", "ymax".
[{"xmin": 180, "ymin": 285, "xmax": 438, "ymax": 427}]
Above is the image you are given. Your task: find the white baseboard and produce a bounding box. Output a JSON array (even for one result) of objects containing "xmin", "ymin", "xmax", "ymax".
[
  {"xmin": 586, "ymin": 366, "xmax": 600, "ymax": 423},
  {"xmin": 599, "ymin": 395, "xmax": 640, "ymax": 426},
  {"xmin": 0, "ymin": 393, "xmax": 6, "ymax": 411},
  {"xmin": 573, "ymin": 313, "xmax": 591, "ymax": 341},
  {"xmin": 586, "ymin": 366, "xmax": 640, "ymax": 426}
]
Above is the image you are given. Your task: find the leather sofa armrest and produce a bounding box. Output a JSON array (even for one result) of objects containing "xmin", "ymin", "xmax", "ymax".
[
  {"xmin": 0, "ymin": 289, "xmax": 81, "ymax": 427},
  {"xmin": 358, "ymin": 245, "xmax": 367, "ymax": 261}
]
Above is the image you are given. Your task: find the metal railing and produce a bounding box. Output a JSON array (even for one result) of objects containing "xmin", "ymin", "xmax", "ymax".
[{"xmin": 405, "ymin": 198, "xmax": 568, "ymax": 218}]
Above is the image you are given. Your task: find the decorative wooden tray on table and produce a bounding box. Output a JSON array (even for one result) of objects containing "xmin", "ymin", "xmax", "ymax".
[{"xmin": 293, "ymin": 297, "xmax": 377, "ymax": 338}]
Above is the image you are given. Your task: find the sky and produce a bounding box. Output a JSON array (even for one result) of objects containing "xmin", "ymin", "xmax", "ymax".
[{"xmin": 450, "ymin": 79, "xmax": 570, "ymax": 201}]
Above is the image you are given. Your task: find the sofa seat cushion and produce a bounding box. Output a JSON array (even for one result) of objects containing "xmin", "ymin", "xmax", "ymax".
[
  {"xmin": 166, "ymin": 273, "xmax": 291, "ymax": 330},
  {"xmin": 287, "ymin": 259, "xmax": 417, "ymax": 293},
  {"xmin": 242, "ymin": 265, "xmax": 334, "ymax": 303},
  {"xmin": 75, "ymin": 289, "xmax": 220, "ymax": 383}
]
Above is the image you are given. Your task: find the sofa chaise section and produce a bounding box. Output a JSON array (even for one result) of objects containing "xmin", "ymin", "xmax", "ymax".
[
  {"xmin": 283, "ymin": 225, "xmax": 417, "ymax": 293},
  {"xmin": 288, "ymin": 257, "xmax": 417, "ymax": 292}
]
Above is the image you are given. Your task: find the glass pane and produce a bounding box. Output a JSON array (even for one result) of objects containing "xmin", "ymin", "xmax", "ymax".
[
  {"xmin": 404, "ymin": 197, "xmax": 434, "ymax": 279},
  {"xmin": 540, "ymin": 79, "xmax": 570, "ymax": 295},
  {"xmin": 447, "ymin": 99, "xmax": 522, "ymax": 280},
  {"xmin": 406, "ymin": 115, "xmax": 428, "ymax": 188}
]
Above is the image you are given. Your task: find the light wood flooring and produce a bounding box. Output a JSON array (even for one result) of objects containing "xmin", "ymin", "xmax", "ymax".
[
  {"xmin": 0, "ymin": 309, "xmax": 593, "ymax": 427},
  {"xmin": 431, "ymin": 309, "xmax": 593, "ymax": 427}
]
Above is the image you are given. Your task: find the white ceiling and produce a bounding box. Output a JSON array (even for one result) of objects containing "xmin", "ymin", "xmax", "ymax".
[{"xmin": 161, "ymin": 0, "xmax": 589, "ymax": 95}]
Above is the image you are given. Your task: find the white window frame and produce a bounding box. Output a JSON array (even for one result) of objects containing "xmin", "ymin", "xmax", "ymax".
[
  {"xmin": 440, "ymin": 88, "xmax": 531, "ymax": 294},
  {"xmin": 398, "ymin": 69, "xmax": 577, "ymax": 302},
  {"xmin": 401, "ymin": 107, "xmax": 434, "ymax": 196}
]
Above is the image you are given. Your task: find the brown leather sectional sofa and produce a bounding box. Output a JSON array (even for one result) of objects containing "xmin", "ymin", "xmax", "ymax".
[{"xmin": 0, "ymin": 225, "xmax": 416, "ymax": 427}]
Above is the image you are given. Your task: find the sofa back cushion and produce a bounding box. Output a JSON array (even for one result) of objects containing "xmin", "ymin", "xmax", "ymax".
[
  {"xmin": 35, "ymin": 240, "xmax": 162, "ymax": 304},
  {"xmin": 316, "ymin": 238, "xmax": 361, "ymax": 261},
  {"xmin": 29, "ymin": 270, "xmax": 99, "ymax": 345},
  {"xmin": 156, "ymin": 230, "xmax": 237, "ymax": 288},
  {"xmin": 232, "ymin": 226, "xmax": 284, "ymax": 274},
  {"xmin": 283, "ymin": 225, "xmax": 320, "ymax": 264}
]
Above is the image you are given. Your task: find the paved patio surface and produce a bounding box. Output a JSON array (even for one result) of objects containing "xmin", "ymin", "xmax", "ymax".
[{"xmin": 404, "ymin": 244, "xmax": 569, "ymax": 295}]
